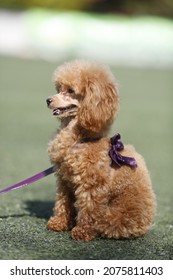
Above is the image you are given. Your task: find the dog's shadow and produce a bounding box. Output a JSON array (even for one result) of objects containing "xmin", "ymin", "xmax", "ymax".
[
  {"xmin": 0, "ymin": 201, "xmax": 54, "ymax": 220},
  {"xmin": 25, "ymin": 200, "xmax": 54, "ymax": 220}
]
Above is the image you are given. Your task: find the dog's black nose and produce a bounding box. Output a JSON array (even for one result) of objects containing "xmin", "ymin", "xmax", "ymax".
[{"xmin": 46, "ymin": 98, "xmax": 53, "ymax": 106}]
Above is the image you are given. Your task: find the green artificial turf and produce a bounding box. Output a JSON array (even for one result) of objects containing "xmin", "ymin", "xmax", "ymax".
[{"xmin": 0, "ymin": 56, "xmax": 172, "ymax": 260}]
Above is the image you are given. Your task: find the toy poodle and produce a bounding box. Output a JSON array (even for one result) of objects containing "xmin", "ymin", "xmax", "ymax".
[{"xmin": 46, "ymin": 60, "xmax": 156, "ymax": 241}]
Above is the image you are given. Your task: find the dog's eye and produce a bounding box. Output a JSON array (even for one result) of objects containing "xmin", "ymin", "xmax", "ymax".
[
  {"xmin": 55, "ymin": 83, "xmax": 61, "ymax": 93},
  {"xmin": 68, "ymin": 88, "xmax": 75, "ymax": 94},
  {"xmin": 55, "ymin": 87, "xmax": 60, "ymax": 94}
]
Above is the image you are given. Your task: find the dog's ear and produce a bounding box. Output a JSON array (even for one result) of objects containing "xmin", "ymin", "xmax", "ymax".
[{"xmin": 78, "ymin": 79, "xmax": 119, "ymax": 132}]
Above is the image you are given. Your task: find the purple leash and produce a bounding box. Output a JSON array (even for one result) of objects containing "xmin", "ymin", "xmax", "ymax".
[
  {"xmin": 0, "ymin": 133, "xmax": 136, "ymax": 194},
  {"xmin": 0, "ymin": 166, "xmax": 54, "ymax": 194}
]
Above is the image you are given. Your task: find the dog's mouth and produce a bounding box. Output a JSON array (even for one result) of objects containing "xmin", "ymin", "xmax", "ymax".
[{"xmin": 53, "ymin": 104, "xmax": 78, "ymax": 116}]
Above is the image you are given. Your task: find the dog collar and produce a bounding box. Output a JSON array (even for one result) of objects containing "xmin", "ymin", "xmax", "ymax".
[
  {"xmin": 80, "ymin": 137, "xmax": 101, "ymax": 143},
  {"xmin": 109, "ymin": 133, "xmax": 138, "ymax": 168}
]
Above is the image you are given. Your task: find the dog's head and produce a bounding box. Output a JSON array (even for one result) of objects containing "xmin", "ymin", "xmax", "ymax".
[{"xmin": 47, "ymin": 60, "xmax": 119, "ymax": 132}]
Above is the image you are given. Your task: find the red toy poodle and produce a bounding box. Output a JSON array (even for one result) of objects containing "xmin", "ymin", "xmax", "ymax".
[{"xmin": 46, "ymin": 60, "xmax": 156, "ymax": 241}]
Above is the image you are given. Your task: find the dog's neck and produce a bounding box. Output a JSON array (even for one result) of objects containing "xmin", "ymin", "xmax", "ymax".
[
  {"xmin": 60, "ymin": 117, "xmax": 107, "ymax": 143},
  {"xmin": 76, "ymin": 125, "xmax": 105, "ymax": 143}
]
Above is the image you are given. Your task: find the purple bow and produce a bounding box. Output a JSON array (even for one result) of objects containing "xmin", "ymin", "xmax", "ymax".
[{"xmin": 109, "ymin": 133, "xmax": 138, "ymax": 168}]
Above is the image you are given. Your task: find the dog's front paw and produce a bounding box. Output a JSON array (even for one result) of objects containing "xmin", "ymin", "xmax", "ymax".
[
  {"xmin": 47, "ymin": 216, "xmax": 69, "ymax": 231},
  {"xmin": 71, "ymin": 225, "xmax": 96, "ymax": 241}
]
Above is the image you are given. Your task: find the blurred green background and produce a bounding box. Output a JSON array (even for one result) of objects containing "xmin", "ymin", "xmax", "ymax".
[{"xmin": 0, "ymin": 0, "xmax": 172, "ymax": 260}]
